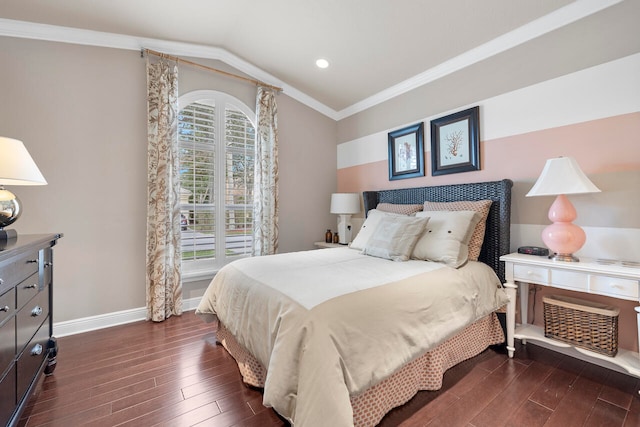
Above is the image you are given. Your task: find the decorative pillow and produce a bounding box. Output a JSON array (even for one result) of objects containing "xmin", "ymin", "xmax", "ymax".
[
  {"xmin": 361, "ymin": 215, "xmax": 429, "ymax": 262},
  {"xmin": 376, "ymin": 203, "xmax": 423, "ymax": 216},
  {"xmin": 411, "ymin": 210, "xmax": 481, "ymax": 268},
  {"xmin": 422, "ymin": 200, "xmax": 492, "ymax": 261},
  {"xmin": 350, "ymin": 209, "xmax": 404, "ymax": 250}
]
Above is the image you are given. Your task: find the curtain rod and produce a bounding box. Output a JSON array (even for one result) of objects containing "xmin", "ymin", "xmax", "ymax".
[{"xmin": 142, "ymin": 48, "xmax": 283, "ymax": 93}]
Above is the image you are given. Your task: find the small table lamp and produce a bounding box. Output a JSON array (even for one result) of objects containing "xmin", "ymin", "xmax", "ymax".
[
  {"xmin": 0, "ymin": 137, "xmax": 47, "ymax": 241},
  {"xmin": 526, "ymin": 157, "xmax": 600, "ymax": 262},
  {"xmin": 330, "ymin": 193, "xmax": 360, "ymax": 244}
]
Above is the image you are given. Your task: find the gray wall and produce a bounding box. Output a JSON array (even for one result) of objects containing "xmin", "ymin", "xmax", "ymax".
[{"xmin": 0, "ymin": 36, "xmax": 337, "ymax": 323}]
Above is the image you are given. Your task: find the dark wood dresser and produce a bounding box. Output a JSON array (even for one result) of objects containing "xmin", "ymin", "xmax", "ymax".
[{"xmin": 0, "ymin": 234, "xmax": 62, "ymax": 427}]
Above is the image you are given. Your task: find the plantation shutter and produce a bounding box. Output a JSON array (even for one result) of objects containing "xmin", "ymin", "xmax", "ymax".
[
  {"xmin": 178, "ymin": 102, "xmax": 216, "ymax": 261},
  {"xmin": 224, "ymin": 107, "xmax": 255, "ymax": 257},
  {"xmin": 178, "ymin": 99, "xmax": 255, "ymax": 265}
]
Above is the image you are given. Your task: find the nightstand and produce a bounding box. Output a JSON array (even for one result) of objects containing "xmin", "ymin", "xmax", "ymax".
[
  {"xmin": 314, "ymin": 241, "xmax": 346, "ymax": 249},
  {"xmin": 501, "ymin": 252, "xmax": 640, "ymax": 378}
]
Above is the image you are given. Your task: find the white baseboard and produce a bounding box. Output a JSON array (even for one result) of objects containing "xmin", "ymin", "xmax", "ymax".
[{"xmin": 52, "ymin": 297, "xmax": 202, "ymax": 337}]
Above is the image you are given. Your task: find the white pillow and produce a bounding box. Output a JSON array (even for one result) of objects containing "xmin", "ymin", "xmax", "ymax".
[
  {"xmin": 361, "ymin": 215, "xmax": 429, "ymax": 262},
  {"xmin": 411, "ymin": 210, "xmax": 481, "ymax": 268},
  {"xmin": 350, "ymin": 209, "xmax": 405, "ymax": 250}
]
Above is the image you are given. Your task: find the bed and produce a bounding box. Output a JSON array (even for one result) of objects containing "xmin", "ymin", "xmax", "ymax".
[{"xmin": 196, "ymin": 179, "xmax": 513, "ymax": 426}]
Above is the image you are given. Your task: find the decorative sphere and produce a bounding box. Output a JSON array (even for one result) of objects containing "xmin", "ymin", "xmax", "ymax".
[{"xmin": 0, "ymin": 189, "xmax": 21, "ymax": 228}]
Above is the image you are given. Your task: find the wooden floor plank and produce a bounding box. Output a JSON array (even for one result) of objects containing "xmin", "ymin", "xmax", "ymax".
[
  {"xmin": 527, "ymin": 356, "xmax": 585, "ymax": 411},
  {"xmin": 17, "ymin": 312, "xmax": 639, "ymax": 427},
  {"xmin": 584, "ymin": 399, "xmax": 627, "ymax": 427},
  {"xmin": 395, "ymin": 391, "xmax": 459, "ymax": 427},
  {"xmin": 424, "ymin": 359, "xmax": 528, "ymax": 426},
  {"xmin": 542, "ymin": 374, "xmax": 603, "ymax": 427},
  {"xmin": 599, "ymin": 370, "xmax": 638, "ymax": 410},
  {"xmin": 504, "ymin": 400, "xmax": 553, "ymax": 427},
  {"xmin": 471, "ymin": 360, "xmax": 554, "ymax": 427}
]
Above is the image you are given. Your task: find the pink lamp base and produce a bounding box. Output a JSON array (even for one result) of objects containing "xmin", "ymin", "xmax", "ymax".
[{"xmin": 542, "ymin": 194, "xmax": 586, "ymax": 262}]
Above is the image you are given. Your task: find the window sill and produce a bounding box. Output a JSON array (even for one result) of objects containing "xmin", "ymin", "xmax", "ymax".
[{"xmin": 182, "ymin": 267, "xmax": 218, "ymax": 283}]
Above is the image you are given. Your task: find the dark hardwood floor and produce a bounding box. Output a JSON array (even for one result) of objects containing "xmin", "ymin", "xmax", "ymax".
[{"xmin": 17, "ymin": 311, "xmax": 640, "ymax": 427}]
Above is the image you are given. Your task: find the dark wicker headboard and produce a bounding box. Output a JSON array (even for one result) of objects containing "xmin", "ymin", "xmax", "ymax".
[{"xmin": 363, "ymin": 179, "xmax": 512, "ymax": 283}]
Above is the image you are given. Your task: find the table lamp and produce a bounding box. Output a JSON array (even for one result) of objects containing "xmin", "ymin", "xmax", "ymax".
[
  {"xmin": 330, "ymin": 193, "xmax": 360, "ymax": 244},
  {"xmin": 0, "ymin": 137, "xmax": 47, "ymax": 240},
  {"xmin": 526, "ymin": 156, "xmax": 600, "ymax": 262}
]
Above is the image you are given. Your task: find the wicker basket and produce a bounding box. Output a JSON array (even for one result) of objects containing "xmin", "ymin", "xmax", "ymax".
[{"xmin": 543, "ymin": 295, "xmax": 620, "ymax": 357}]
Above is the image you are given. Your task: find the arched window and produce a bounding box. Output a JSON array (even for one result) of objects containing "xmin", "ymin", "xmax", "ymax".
[{"xmin": 178, "ymin": 90, "xmax": 255, "ymax": 280}]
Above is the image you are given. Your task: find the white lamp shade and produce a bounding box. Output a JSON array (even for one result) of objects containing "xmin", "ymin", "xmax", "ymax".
[
  {"xmin": 330, "ymin": 193, "xmax": 360, "ymax": 214},
  {"xmin": 0, "ymin": 137, "xmax": 47, "ymax": 186},
  {"xmin": 526, "ymin": 157, "xmax": 599, "ymax": 197}
]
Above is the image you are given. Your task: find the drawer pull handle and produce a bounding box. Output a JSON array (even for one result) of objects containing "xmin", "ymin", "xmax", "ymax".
[
  {"xmin": 24, "ymin": 283, "xmax": 38, "ymax": 290},
  {"xmin": 31, "ymin": 344, "xmax": 43, "ymax": 356},
  {"xmin": 0, "ymin": 305, "xmax": 9, "ymax": 312},
  {"xmin": 27, "ymin": 259, "xmax": 38, "ymax": 264},
  {"xmin": 31, "ymin": 306, "xmax": 43, "ymax": 317},
  {"xmin": 45, "ymin": 262, "xmax": 53, "ymax": 267},
  {"xmin": 0, "ymin": 278, "xmax": 3, "ymax": 285}
]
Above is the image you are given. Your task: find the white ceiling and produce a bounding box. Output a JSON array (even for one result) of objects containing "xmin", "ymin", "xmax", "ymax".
[{"xmin": 0, "ymin": 0, "xmax": 634, "ymax": 119}]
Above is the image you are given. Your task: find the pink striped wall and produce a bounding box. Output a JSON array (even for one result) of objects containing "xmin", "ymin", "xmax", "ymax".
[{"xmin": 337, "ymin": 112, "xmax": 640, "ymax": 193}]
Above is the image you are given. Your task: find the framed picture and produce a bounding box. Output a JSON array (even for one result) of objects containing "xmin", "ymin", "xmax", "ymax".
[
  {"xmin": 430, "ymin": 106, "xmax": 480, "ymax": 176},
  {"xmin": 388, "ymin": 122, "xmax": 424, "ymax": 180}
]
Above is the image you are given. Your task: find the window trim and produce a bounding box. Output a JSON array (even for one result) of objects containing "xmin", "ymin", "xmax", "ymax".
[{"xmin": 178, "ymin": 90, "xmax": 256, "ymax": 282}]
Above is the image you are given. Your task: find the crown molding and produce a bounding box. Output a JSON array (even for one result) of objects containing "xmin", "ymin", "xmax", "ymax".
[
  {"xmin": 0, "ymin": 0, "xmax": 622, "ymax": 122},
  {"xmin": 0, "ymin": 18, "xmax": 341, "ymax": 120}
]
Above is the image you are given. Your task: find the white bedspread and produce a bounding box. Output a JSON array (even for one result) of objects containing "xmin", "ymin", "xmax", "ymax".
[{"xmin": 196, "ymin": 248, "xmax": 508, "ymax": 426}]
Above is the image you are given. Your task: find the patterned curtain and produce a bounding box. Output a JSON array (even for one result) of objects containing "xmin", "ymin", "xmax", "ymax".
[
  {"xmin": 145, "ymin": 59, "xmax": 182, "ymax": 321},
  {"xmin": 253, "ymin": 87, "xmax": 279, "ymax": 256}
]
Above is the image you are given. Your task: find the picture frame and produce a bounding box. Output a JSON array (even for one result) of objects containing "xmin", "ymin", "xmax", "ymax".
[
  {"xmin": 430, "ymin": 106, "xmax": 480, "ymax": 176},
  {"xmin": 388, "ymin": 122, "xmax": 424, "ymax": 180}
]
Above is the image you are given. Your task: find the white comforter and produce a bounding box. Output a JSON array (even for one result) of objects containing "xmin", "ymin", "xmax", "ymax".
[{"xmin": 196, "ymin": 247, "xmax": 507, "ymax": 426}]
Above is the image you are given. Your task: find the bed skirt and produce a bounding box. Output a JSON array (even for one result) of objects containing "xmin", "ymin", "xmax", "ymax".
[{"xmin": 216, "ymin": 312, "xmax": 504, "ymax": 427}]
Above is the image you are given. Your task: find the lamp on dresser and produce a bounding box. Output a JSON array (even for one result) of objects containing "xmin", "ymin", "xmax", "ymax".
[
  {"xmin": 526, "ymin": 156, "xmax": 600, "ymax": 262},
  {"xmin": 0, "ymin": 136, "xmax": 47, "ymax": 240},
  {"xmin": 330, "ymin": 193, "xmax": 360, "ymax": 245}
]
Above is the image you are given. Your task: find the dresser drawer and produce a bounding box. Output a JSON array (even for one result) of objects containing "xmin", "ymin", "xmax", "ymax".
[
  {"xmin": 16, "ymin": 285, "xmax": 49, "ymax": 354},
  {"xmin": 0, "ymin": 317, "xmax": 15, "ymax": 375},
  {"xmin": 0, "ymin": 363, "xmax": 16, "ymax": 427},
  {"xmin": 0, "ymin": 287, "xmax": 14, "ymax": 325},
  {"xmin": 514, "ymin": 265, "xmax": 549, "ymax": 284},
  {"xmin": 17, "ymin": 272, "xmax": 40, "ymax": 311},
  {"xmin": 551, "ymin": 269, "xmax": 588, "ymax": 292},
  {"xmin": 16, "ymin": 322, "xmax": 48, "ymax": 401},
  {"xmin": 591, "ymin": 275, "xmax": 639, "ymax": 300},
  {"xmin": 0, "ymin": 249, "xmax": 39, "ymax": 293}
]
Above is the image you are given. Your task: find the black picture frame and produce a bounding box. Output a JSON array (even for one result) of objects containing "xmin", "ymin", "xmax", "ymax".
[
  {"xmin": 388, "ymin": 122, "xmax": 424, "ymax": 181},
  {"xmin": 430, "ymin": 106, "xmax": 480, "ymax": 176}
]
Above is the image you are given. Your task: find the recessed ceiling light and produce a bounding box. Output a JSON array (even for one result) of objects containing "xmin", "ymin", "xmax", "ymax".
[{"xmin": 315, "ymin": 58, "xmax": 329, "ymax": 69}]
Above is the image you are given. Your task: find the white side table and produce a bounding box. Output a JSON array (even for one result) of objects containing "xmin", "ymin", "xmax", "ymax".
[
  {"xmin": 501, "ymin": 252, "xmax": 640, "ymax": 378},
  {"xmin": 314, "ymin": 241, "xmax": 346, "ymax": 249}
]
